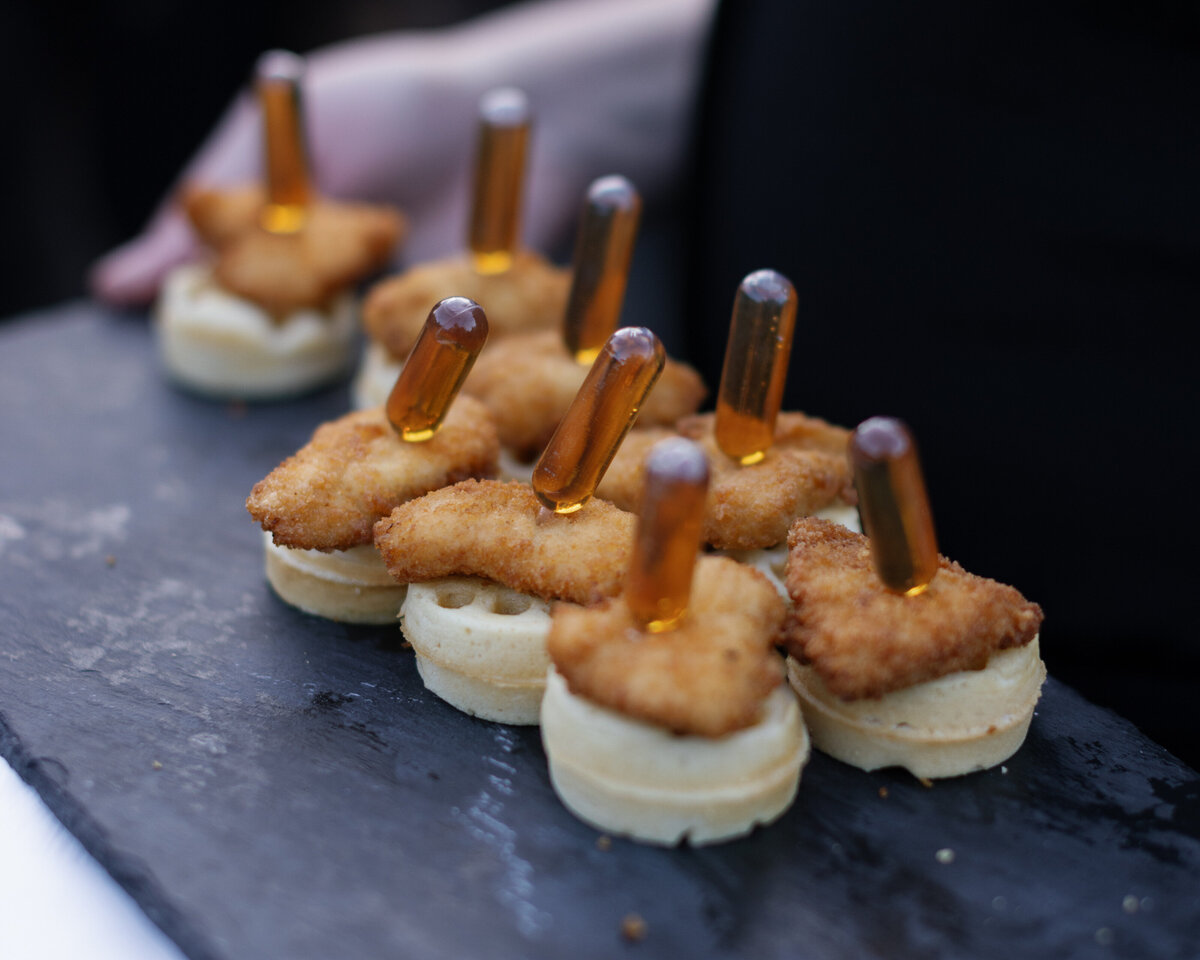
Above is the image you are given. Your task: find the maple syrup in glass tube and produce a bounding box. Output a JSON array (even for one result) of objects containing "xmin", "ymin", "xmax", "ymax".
[
  {"xmin": 468, "ymin": 88, "xmax": 530, "ymax": 275},
  {"xmin": 562, "ymin": 175, "xmax": 642, "ymax": 365},
  {"xmin": 714, "ymin": 269, "xmax": 798, "ymax": 465},
  {"xmin": 387, "ymin": 298, "xmax": 489, "ymax": 442},
  {"xmin": 850, "ymin": 416, "xmax": 938, "ymax": 595},
  {"xmin": 625, "ymin": 438, "xmax": 710, "ymax": 633},
  {"xmin": 256, "ymin": 50, "xmax": 312, "ymax": 234},
  {"xmin": 533, "ymin": 327, "xmax": 665, "ymax": 513}
]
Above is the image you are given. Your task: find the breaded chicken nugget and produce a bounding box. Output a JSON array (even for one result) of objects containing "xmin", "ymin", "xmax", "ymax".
[
  {"xmin": 184, "ymin": 185, "xmax": 405, "ymax": 317},
  {"xmin": 463, "ymin": 330, "xmax": 707, "ymax": 461},
  {"xmin": 784, "ymin": 517, "xmax": 1044, "ymax": 699},
  {"xmin": 548, "ymin": 556, "xmax": 785, "ymax": 737},
  {"xmin": 363, "ymin": 252, "xmax": 570, "ymax": 361},
  {"xmin": 373, "ymin": 479, "xmax": 635, "ymax": 605},
  {"xmin": 597, "ymin": 412, "xmax": 855, "ymax": 551},
  {"xmin": 247, "ymin": 397, "xmax": 498, "ymax": 552}
]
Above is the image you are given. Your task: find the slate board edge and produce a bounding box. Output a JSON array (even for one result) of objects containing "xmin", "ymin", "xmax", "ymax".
[
  {"xmin": 3, "ymin": 302, "xmax": 1199, "ymax": 960},
  {"xmin": 2, "ymin": 706, "xmax": 225, "ymax": 960}
]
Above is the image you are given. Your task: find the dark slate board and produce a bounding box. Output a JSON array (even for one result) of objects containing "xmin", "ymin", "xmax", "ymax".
[{"xmin": 1, "ymin": 303, "xmax": 1199, "ymax": 960}]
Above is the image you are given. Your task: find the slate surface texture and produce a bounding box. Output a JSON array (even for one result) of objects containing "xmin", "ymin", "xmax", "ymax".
[{"xmin": 1, "ymin": 303, "xmax": 1198, "ymax": 960}]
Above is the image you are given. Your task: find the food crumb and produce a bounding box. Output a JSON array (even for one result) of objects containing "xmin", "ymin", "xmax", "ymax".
[
  {"xmin": 620, "ymin": 913, "xmax": 647, "ymax": 942},
  {"xmin": 918, "ymin": 776, "xmax": 934, "ymax": 788},
  {"xmin": 151, "ymin": 761, "xmax": 163, "ymax": 770},
  {"xmin": 878, "ymin": 787, "xmax": 888, "ymax": 799},
  {"xmin": 935, "ymin": 847, "xmax": 955, "ymax": 865},
  {"xmin": 595, "ymin": 835, "xmax": 612, "ymax": 852},
  {"xmin": 1122, "ymin": 895, "xmax": 1140, "ymax": 915},
  {"xmin": 104, "ymin": 555, "xmax": 117, "ymax": 567},
  {"xmin": 1001, "ymin": 766, "xmax": 1008, "ymax": 774}
]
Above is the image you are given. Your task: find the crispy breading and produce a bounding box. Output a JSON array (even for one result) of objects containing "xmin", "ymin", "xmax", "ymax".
[
  {"xmin": 183, "ymin": 184, "xmax": 405, "ymax": 316},
  {"xmin": 596, "ymin": 412, "xmax": 855, "ymax": 551},
  {"xmin": 246, "ymin": 397, "xmax": 498, "ymax": 552},
  {"xmin": 783, "ymin": 517, "xmax": 1044, "ymax": 699},
  {"xmin": 547, "ymin": 557, "xmax": 785, "ymax": 737},
  {"xmin": 362, "ymin": 252, "xmax": 570, "ymax": 361},
  {"xmin": 373, "ymin": 479, "xmax": 635, "ymax": 605},
  {"xmin": 462, "ymin": 330, "xmax": 707, "ymax": 461},
  {"xmin": 184, "ymin": 184, "xmax": 262, "ymax": 247}
]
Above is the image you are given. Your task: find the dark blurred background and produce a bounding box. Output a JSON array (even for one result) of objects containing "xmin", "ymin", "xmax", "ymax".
[
  {"xmin": 3, "ymin": 0, "xmax": 1198, "ymax": 771},
  {"xmin": 0, "ymin": 1, "xmax": 511, "ymax": 317},
  {"xmin": 688, "ymin": 0, "xmax": 1200, "ymax": 772}
]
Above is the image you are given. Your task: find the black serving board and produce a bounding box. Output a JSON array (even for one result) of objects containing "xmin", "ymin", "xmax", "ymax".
[{"xmin": 1, "ymin": 303, "xmax": 1198, "ymax": 960}]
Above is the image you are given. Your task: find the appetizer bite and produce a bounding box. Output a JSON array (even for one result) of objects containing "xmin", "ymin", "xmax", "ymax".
[
  {"xmin": 355, "ymin": 87, "xmax": 570, "ymax": 407},
  {"xmin": 158, "ymin": 51, "xmax": 405, "ymax": 399},
  {"xmin": 246, "ymin": 298, "xmax": 496, "ymax": 623},
  {"xmin": 373, "ymin": 326, "xmax": 664, "ymax": 725},
  {"xmin": 463, "ymin": 175, "xmax": 705, "ymax": 477},
  {"xmin": 542, "ymin": 438, "xmax": 808, "ymax": 845},
  {"xmin": 784, "ymin": 417, "xmax": 1045, "ymax": 779},
  {"xmin": 598, "ymin": 269, "xmax": 857, "ymax": 594}
]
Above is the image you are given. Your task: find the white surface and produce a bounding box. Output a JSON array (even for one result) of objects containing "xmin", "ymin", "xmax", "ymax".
[{"xmin": 0, "ymin": 757, "xmax": 185, "ymax": 960}]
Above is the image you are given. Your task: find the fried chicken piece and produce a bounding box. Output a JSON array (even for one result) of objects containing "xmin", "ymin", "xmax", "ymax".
[
  {"xmin": 462, "ymin": 330, "xmax": 707, "ymax": 461},
  {"xmin": 184, "ymin": 185, "xmax": 262, "ymax": 247},
  {"xmin": 783, "ymin": 517, "xmax": 1044, "ymax": 699},
  {"xmin": 183, "ymin": 184, "xmax": 406, "ymax": 317},
  {"xmin": 548, "ymin": 557, "xmax": 785, "ymax": 737},
  {"xmin": 373, "ymin": 479, "xmax": 634, "ymax": 605},
  {"xmin": 363, "ymin": 252, "xmax": 570, "ymax": 361},
  {"xmin": 597, "ymin": 412, "xmax": 855, "ymax": 551},
  {"xmin": 246, "ymin": 396, "xmax": 498, "ymax": 552}
]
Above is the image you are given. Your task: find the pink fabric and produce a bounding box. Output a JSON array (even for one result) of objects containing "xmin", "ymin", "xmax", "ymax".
[{"xmin": 89, "ymin": 0, "xmax": 713, "ymax": 306}]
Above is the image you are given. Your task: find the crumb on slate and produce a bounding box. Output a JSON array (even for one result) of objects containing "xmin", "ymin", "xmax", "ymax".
[{"xmin": 620, "ymin": 913, "xmax": 647, "ymax": 942}]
